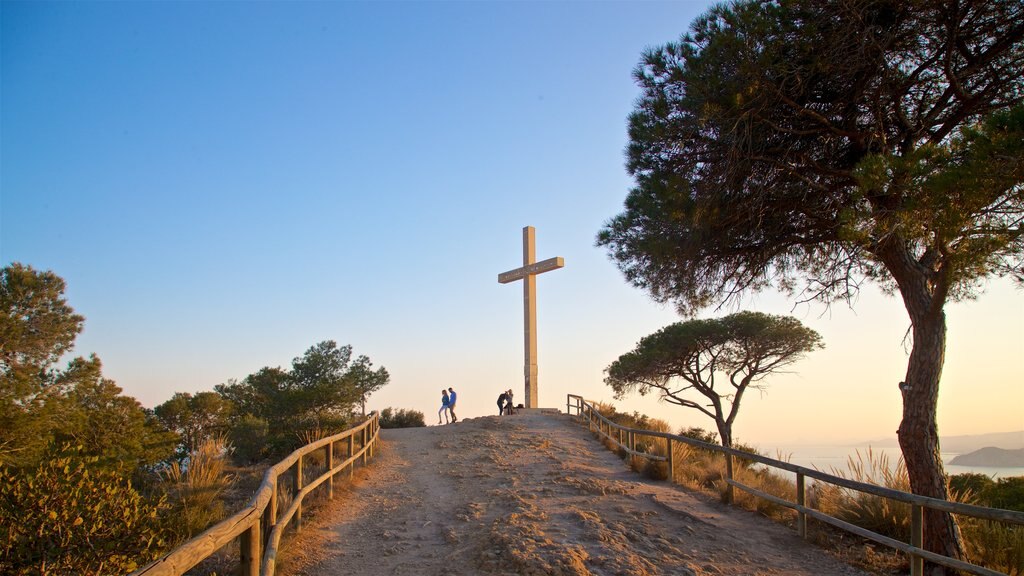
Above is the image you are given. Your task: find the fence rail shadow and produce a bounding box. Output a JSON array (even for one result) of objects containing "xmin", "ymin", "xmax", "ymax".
[
  {"xmin": 567, "ymin": 394, "xmax": 1024, "ymax": 576},
  {"xmin": 130, "ymin": 412, "xmax": 381, "ymax": 576}
]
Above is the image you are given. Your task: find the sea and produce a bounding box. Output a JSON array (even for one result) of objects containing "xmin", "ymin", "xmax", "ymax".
[{"xmin": 751, "ymin": 443, "xmax": 1024, "ymax": 480}]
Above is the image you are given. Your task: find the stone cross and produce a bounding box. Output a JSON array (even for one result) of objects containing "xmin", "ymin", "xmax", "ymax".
[{"xmin": 498, "ymin": 226, "xmax": 564, "ymax": 409}]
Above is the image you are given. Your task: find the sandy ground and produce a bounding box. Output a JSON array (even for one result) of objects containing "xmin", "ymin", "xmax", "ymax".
[{"xmin": 278, "ymin": 410, "xmax": 868, "ymax": 576}]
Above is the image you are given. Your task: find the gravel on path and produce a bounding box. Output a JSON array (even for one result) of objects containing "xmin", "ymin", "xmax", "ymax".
[{"xmin": 278, "ymin": 411, "xmax": 868, "ymax": 576}]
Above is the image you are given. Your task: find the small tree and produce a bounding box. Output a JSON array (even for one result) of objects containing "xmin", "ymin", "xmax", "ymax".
[
  {"xmin": 0, "ymin": 263, "xmax": 84, "ymax": 467},
  {"xmin": 154, "ymin": 391, "xmax": 234, "ymax": 456},
  {"xmin": 215, "ymin": 341, "xmax": 389, "ymax": 455},
  {"xmin": 348, "ymin": 355, "xmax": 389, "ymax": 416},
  {"xmin": 605, "ymin": 312, "xmax": 822, "ymax": 449}
]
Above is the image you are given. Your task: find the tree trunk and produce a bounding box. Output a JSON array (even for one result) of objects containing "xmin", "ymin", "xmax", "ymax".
[
  {"xmin": 897, "ymin": 306, "xmax": 965, "ymax": 575},
  {"xmin": 716, "ymin": 420, "xmax": 732, "ymax": 449},
  {"xmin": 878, "ymin": 238, "xmax": 965, "ymax": 575}
]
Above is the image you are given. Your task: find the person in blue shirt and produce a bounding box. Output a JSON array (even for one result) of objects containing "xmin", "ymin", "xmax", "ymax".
[
  {"xmin": 447, "ymin": 387, "xmax": 458, "ymax": 422},
  {"xmin": 438, "ymin": 390, "xmax": 451, "ymax": 424}
]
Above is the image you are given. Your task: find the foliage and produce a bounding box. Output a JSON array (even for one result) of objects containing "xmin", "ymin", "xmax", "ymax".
[
  {"xmin": 216, "ymin": 340, "xmax": 389, "ymax": 457},
  {"xmin": 677, "ymin": 427, "xmax": 718, "ymax": 446},
  {"xmin": 216, "ymin": 367, "xmax": 290, "ymax": 426},
  {"xmin": 0, "ymin": 263, "xmax": 84, "ymax": 382},
  {"xmin": 0, "ymin": 263, "xmax": 84, "ymax": 468},
  {"xmin": 348, "ymin": 356, "xmax": 390, "ymax": 416},
  {"xmin": 605, "ymin": 311, "xmax": 821, "ymax": 447},
  {"xmin": 0, "ymin": 445, "xmax": 170, "ymax": 575},
  {"xmin": 0, "ymin": 264, "xmax": 175, "ymax": 471},
  {"xmin": 986, "ymin": 477, "xmax": 1024, "ymax": 513},
  {"xmin": 154, "ymin": 392, "xmax": 234, "ymax": 456},
  {"xmin": 950, "ymin": 474, "xmax": 1024, "ymax": 513},
  {"xmin": 159, "ymin": 437, "xmax": 232, "ymax": 544},
  {"xmin": 961, "ymin": 519, "xmax": 1024, "ymax": 576},
  {"xmin": 598, "ymin": 1, "xmax": 1023, "ymax": 562},
  {"xmin": 379, "ymin": 407, "xmax": 426, "ymax": 429},
  {"xmin": 228, "ymin": 414, "xmax": 270, "ymax": 464},
  {"xmin": 599, "ymin": 1, "xmax": 1024, "ymax": 313},
  {"xmin": 50, "ymin": 356, "xmax": 177, "ymax": 472}
]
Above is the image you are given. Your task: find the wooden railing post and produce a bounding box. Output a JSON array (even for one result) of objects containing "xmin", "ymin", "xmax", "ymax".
[
  {"xmin": 295, "ymin": 456, "xmax": 304, "ymax": 531},
  {"xmin": 239, "ymin": 517, "xmax": 260, "ymax": 576},
  {"xmin": 264, "ymin": 479, "xmax": 278, "ymax": 543},
  {"xmin": 349, "ymin": 434, "xmax": 355, "ymax": 480},
  {"xmin": 327, "ymin": 441, "xmax": 335, "ymax": 500},
  {"xmin": 361, "ymin": 427, "xmax": 368, "ymax": 466},
  {"xmin": 796, "ymin": 472, "xmax": 806, "ymax": 539},
  {"xmin": 724, "ymin": 452, "xmax": 735, "ymax": 504},
  {"xmin": 666, "ymin": 438, "xmax": 674, "ymax": 483},
  {"xmin": 911, "ymin": 503, "xmax": 923, "ymax": 576}
]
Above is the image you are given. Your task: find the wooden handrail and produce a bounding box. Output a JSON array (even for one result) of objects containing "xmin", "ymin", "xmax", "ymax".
[
  {"xmin": 132, "ymin": 413, "xmax": 380, "ymax": 576},
  {"xmin": 567, "ymin": 394, "xmax": 1024, "ymax": 576}
]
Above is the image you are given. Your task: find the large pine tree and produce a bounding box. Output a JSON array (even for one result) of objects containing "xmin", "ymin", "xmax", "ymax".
[{"xmin": 598, "ymin": 1, "xmax": 1024, "ymax": 570}]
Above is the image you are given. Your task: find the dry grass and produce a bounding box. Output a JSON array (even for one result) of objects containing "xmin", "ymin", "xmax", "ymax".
[
  {"xmin": 813, "ymin": 448, "xmax": 912, "ymax": 541},
  {"xmin": 961, "ymin": 518, "xmax": 1024, "ymax": 575},
  {"xmin": 580, "ymin": 404, "xmax": 1021, "ymax": 575},
  {"xmin": 162, "ymin": 437, "xmax": 233, "ymax": 542}
]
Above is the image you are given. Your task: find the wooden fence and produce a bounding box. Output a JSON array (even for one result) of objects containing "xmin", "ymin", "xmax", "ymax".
[
  {"xmin": 131, "ymin": 413, "xmax": 381, "ymax": 576},
  {"xmin": 567, "ymin": 394, "xmax": 1024, "ymax": 576}
]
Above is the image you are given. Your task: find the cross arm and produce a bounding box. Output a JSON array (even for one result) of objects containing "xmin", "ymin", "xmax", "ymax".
[{"xmin": 498, "ymin": 257, "xmax": 565, "ymax": 283}]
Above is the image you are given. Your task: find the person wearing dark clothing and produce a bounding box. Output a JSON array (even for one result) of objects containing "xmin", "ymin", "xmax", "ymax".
[{"xmin": 497, "ymin": 391, "xmax": 510, "ymax": 415}]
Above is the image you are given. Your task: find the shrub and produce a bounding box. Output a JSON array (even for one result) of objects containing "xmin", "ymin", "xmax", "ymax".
[
  {"xmin": 379, "ymin": 407, "xmax": 426, "ymax": 429},
  {"xmin": 988, "ymin": 477, "xmax": 1024, "ymax": 513},
  {"xmin": 678, "ymin": 427, "xmax": 718, "ymax": 445},
  {"xmin": 0, "ymin": 445, "xmax": 170, "ymax": 575},
  {"xmin": 228, "ymin": 414, "xmax": 269, "ymax": 464},
  {"xmin": 961, "ymin": 519, "xmax": 1024, "ymax": 575}
]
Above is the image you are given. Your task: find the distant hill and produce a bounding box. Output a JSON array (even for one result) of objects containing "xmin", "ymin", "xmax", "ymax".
[
  {"xmin": 949, "ymin": 447, "xmax": 1024, "ymax": 467},
  {"xmin": 859, "ymin": 431, "xmax": 1024, "ymax": 453}
]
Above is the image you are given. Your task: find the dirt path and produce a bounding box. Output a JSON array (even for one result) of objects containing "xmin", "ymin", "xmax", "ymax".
[{"xmin": 279, "ymin": 411, "xmax": 867, "ymax": 576}]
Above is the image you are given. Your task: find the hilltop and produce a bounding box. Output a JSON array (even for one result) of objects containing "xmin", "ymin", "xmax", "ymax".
[
  {"xmin": 277, "ymin": 411, "xmax": 867, "ymax": 576},
  {"xmin": 950, "ymin": 447, "xmax": 1024, "ymax": 467}
]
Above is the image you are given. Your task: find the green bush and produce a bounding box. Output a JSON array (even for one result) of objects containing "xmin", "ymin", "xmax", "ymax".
[
  {"xmin": 0, "ymin": 446, "xmax": 170, "ymax": 575},
  {"xmin": 379, "ymin": 407, "xmax": 426, "ymax": 429},
  {"xmin": 228, "ymin": 414, "xmax": 269, "ymax": 464},
  {"xmin": 988, "ymin": 477, "xmax": 1024, "ymax": 513}
]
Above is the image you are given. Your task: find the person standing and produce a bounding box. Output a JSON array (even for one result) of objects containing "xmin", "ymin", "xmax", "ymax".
[
  {"xmin": 447, "ymin": 387, "xmax": 458, "ymax": 422},
  {"xmin": 438, "ymin": 390, "xmax": 451, "ymax": 424},
  {"xmin": 497, "ymin": 390, "xmax": 510, "ymax": 415}
]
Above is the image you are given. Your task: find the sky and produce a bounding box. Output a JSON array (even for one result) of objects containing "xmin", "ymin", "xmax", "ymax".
[{"xmin": 2, "ymin": 1, "xmax": 1021, "ymax": 448}]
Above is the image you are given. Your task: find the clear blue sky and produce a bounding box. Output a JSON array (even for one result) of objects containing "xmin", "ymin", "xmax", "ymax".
[{"xmin": 3, "ymin": 1, "xmax": 1021, "ymax": 446}]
